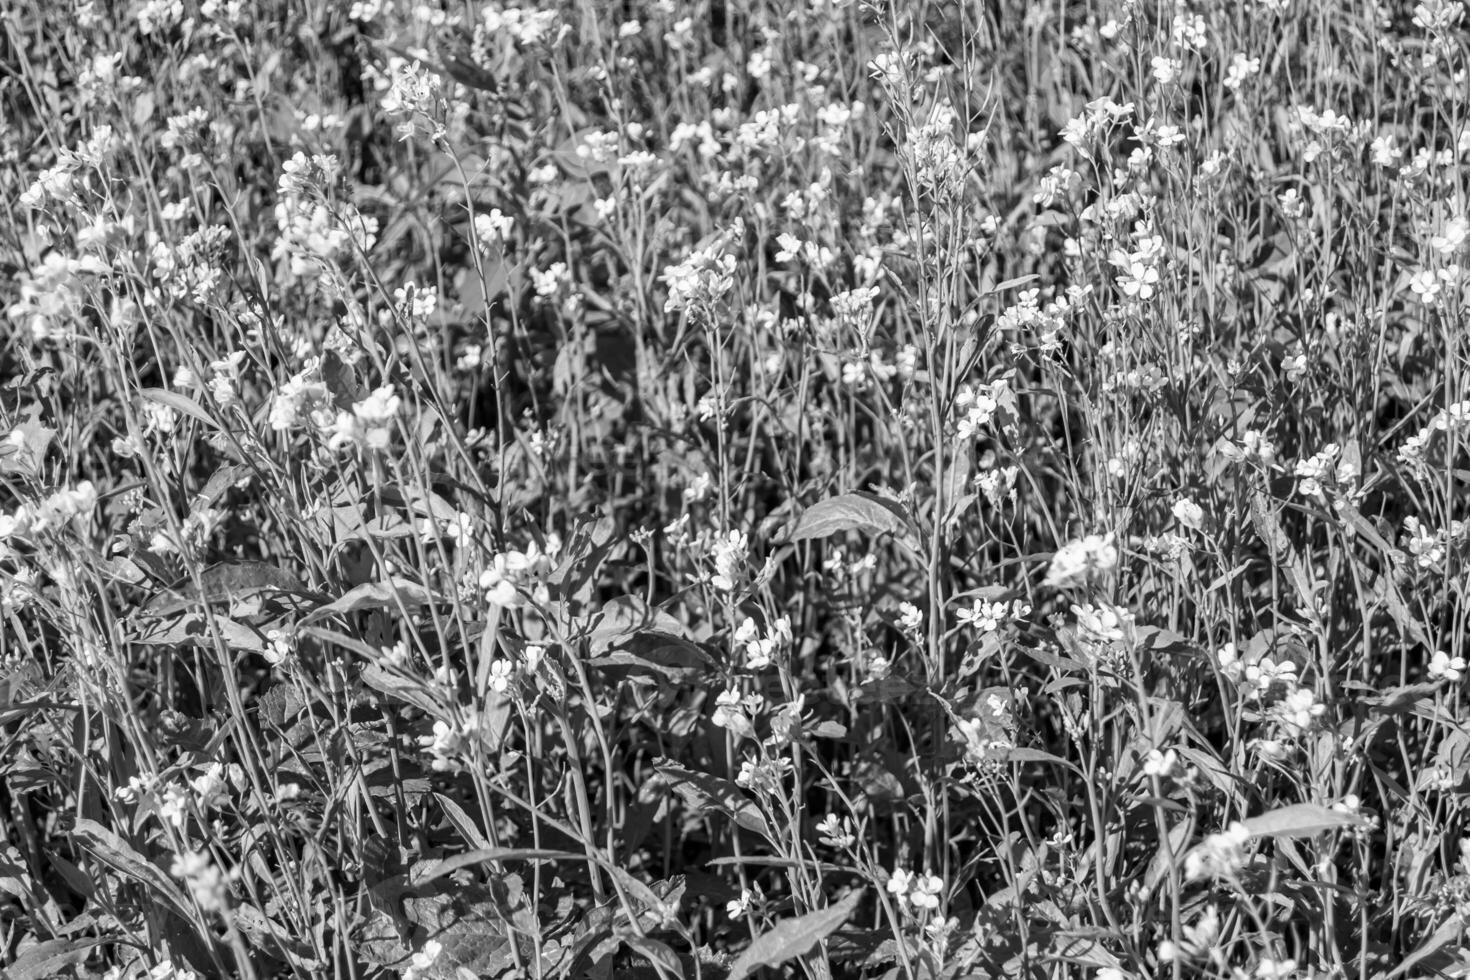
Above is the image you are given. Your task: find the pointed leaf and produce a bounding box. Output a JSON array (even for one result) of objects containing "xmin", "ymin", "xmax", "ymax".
[
  {"xmin": 140, "ymin": 387, "xmax": 219, "ymax": 429},
  {"xmin": 726, "ymin": 890, "xmax": 864, "ymax": 980},
  {"xmin": 780, "ymin": 492, "xmax": 913, "ymax": 543},
  {"xmin": 1241, "ymin": 803, "xmax": 1365, "ymax": 839},
  {"xmin": 302, "ymin": 578, "xmax": 440, "ymax": 625},
  {"xmin": 70, "ymin": 819, "xmax": 192, "ymax": 919}
]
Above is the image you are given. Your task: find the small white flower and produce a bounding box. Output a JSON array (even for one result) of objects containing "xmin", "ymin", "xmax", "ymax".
[
  {"xmin": 1172, "ymin": 497, "xmax": 1205, "ymax": 531},
  {"xmin": 1430, "ymin": 649, "xmax": 1465, "ymax": 681}
]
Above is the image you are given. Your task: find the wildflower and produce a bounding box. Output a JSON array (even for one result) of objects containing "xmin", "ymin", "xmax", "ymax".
[
  {"xmin": 708, "ymin": 529, "xmax": 748, "ymax": 592},
  {"xmin": 1431, "ymin": 216, "xmax": 1468, "ymax": 255},
  {"xmin": 1254, "ymin": 959, "xmax": 1298, "ymax": 980},
  {"xmin": 264, "ymin": 630, "xmax": 294, "ymax": 667},
  {"xmin": 954, "ymin": 380, "xmax": 1009, "ymax": 438},
  {"xmin": 1224, "ymin": 54, "xmax": 1261, "ymax": 92},
  {"xmin": 887, "ymin": 868, "xmax": 915, "ymax": 904},
  {"xmin": 1409, "ymin": 268, "xmax": 1442, "ymax": 303},
  {"xmin": 1243, "ymin": 656, "xmax": 1299, "ymax": 699},
  {"xmin": 734, "ymin": 755, "xmax": 790, "ymax": 794},
  {"xmin": 1152, "ymin": 57, "xmax": 1183, "ymax": 84},
  {"xmin": 909, "ymin": 873, "xmax": 944, "ymax": 910},
  {"xmin": 170, "ymin": 851, "xmax": 227, "ymax": 912},
  {"xmin": 1429, "ymin": 649, "xmax": 1465, "ymax": 681},
  {"xmin": 711, "ymin": 688, "xmax": 754, "ymax": 738},
  {"xmin": 487, "ymin": 659, "xmax": 515, "ymax": 693},
  {"xmin": 1044, "ymin": 533, "xmax": 1118, "ymax": 588},
  {"xmin": 1073, "ymin": 602, "xmax": 1132, "ymax": 647},
  {"xmin": 662, "ymin": 230, "xmax": 740, "ymax": 313},
  {"xmin": 897, "ymin": 602, "xmax": 924, "ymax": 634},
  {"xmin": 1143, "ymin": 748, "xmax": 1179, "ymax": 779},
  {"xmin": 145, "ymin": 960, "xmax": 199, "ymax": 980},
  {"xmin": 480, "ymin": 545, "xmax": 552, "ymax": 609},
  {"xmin": 403, "ymin": 940, "xmax": 443, "ymax": 980},
  {"xmin": 1293, "ymin": 444, "xmax": 1338, "ymax": 498},
  {"xmin": 419, "ymin": 714, "xmax": 479, "ymax": 771},
  {"xmin": 1172, "ymin": 497, "xmax": 1205, "ymax": 531},
  {"xmin": 726, "ymin": 888, "xmax": 755, "ymax": 919},
  {"xmin": 816, "ymin": 813, "xmax": 856, "ymax": 848},
  {"xmin": 1184, "ymin": 821, "xmax": 1252, "ymax": 880}
]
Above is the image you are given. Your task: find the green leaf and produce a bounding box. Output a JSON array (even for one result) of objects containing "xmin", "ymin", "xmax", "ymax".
[
  {"xmin": 1005, "ymin": 746, "xmax": 1084, "ymax": 776},
  {"xmin": 1241, "ymin": 803, "xmax": 1365, "ymax": 839},
  {"xmin": 128, "ymin": 611, "xmax": 266, "ymax": 653},
  {"xmin": 0, "ymin": 405, "xmax": 53, "ymax": 477},
  {"xmin": 726, "ymin": 889, "xmax": 863, "ymax": 980},
  {"xmin": 140, "ymin": 387, "xmax": 218, "ymax": 429},
  {"xmin": 6, "ymin": 938, "xmax": 109, "ymax": 980},
  {"xmin": 653, "ymin": 763, "xmax": 770, "ymax": 839},
  {"xmin": 70, "ymin": 819, "xmax": 193, "ymax": 920},
  {"xmin": 301, "ymin": 578, "xmax": 441, "ymax": 624},
  {"xmin": 623, "ymin": 936, "xmax": 686, "ymax": 980},
  {"xmin": 780, "ymin": 492, "xmax": 913, "ymax": 543},
  {"xmin": 412, "ymin": 848, "xmax": 582, "ymax": 885},
  {"xmin": 1388, "ymin": 914, "xmax": 1466, "ymax": 979}
]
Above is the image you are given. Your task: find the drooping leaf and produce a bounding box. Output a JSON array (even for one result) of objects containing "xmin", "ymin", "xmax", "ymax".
[
  {"xmin": 587, "ymin": 596, "xmax": 688, "ymax": 653},
  {"xmin": 70, "ymin": 819, "xmax": 192, "ymax": 919},
  {"xmin": 726, "ymin": 889, "xmax": 863, "ymax": 980},
  {"xmin": 302, "ymin": 578, "xmax": 441, "ymax": 624},
  {"xmin": 588, "ymin": 631, "xmax": 711, "ymax": 684},
  {"xmin": 127, "ymin": 611, "xmax": 266, "ymax": 653},
  {"xmin": 623, "ymin": 936, "xmax": 686, "ymax": 980},
  {"xmin": 1005, "ymin": 747, "xmax": 1084, "ymax": 776},
  {"xmin": 653, "ymin": 763, "xmax": 770, "ymax": 838},
  {"xmin": 780, "ymin": 492, "xmax": 913, "ymax": 543},
  {"xmin": 142, "ymin": 560, "xmax": 311, "ymax": 616},
  {"xmin": 5, "ymin": 938, "xmax": 109, "ymax": 980}
]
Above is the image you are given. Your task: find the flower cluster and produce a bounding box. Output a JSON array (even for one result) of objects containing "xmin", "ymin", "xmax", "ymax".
[
  {"xmin": 887, "ymin": 868, "xmax": 944, "ymax": 913},
  {"xmin": 479, "ymin": 542, "xmax": 555, "ymax": 609},
  {"xmin": 1043, "ymin": 533, "xmax": 1118, "ymax": 588},
  {"xmin": 0, "ymin": 482, "xmax": 98, "ymax": 541}
]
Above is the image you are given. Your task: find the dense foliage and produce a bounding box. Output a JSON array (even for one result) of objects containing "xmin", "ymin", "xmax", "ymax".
[{"xmin": 3, "ymin": 0, "xmax": 1470, "ymax": 978}]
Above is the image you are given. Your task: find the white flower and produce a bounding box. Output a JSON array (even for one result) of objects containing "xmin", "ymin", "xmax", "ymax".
[
  {"xmin": 487, "ymin": 659, "xmax": 514, "ymax": 693},
  {"xmin": 1185, "ymin": 821, "xmax": 1252, "ymax": 880},
  {"xmin": 1143, "ymin": 748, "xmax": 1178, "ymax": 779},
  {"xmin": 815, "ymin": 813, "xmax": 856, "ymax": 848},
  {"xmin": 909, "ymin": 873, "xmax": 944, "ymax": 910},
  {"xmin": 403, "ymin": 940, "xmax": 443, "ymax": 980},
  {"xmin": 726, "ymin": 888, "xmax": 754, "ymax": 919},
  {"xmin": 1043, "ymin": 534, "xmax": 1118, "ymax": 588},
  {"xmin": 1172, "ymin": 497, "xmax": 1204, "ymax": 531},
  {"xmin": 1431, "ymin": 216, "xmax": 1468, "ymax": 255},
  {"xmin": 1430, "ymin": 649, "xmax": 1465, "ymax": 681}
]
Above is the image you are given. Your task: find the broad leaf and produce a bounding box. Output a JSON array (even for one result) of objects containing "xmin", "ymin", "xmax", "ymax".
[
  {"xmin": 302, "ymin": 578, "xmax": 440, "ymax": 624},
  {"xmin": 780, "ymin": 492, "xmax": 913, "ymax": 543},
  {"xmin": 1241, "ymin": 803, "xmax": 1365, "ymax": 838},
  {"xmin": 726, "ymin": 889, "xmax": 863, "ymax": 980}
]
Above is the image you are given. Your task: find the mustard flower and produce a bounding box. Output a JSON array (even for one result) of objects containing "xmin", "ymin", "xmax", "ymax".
[
  {"xmin": 1429, "ymin": 649, "xmax": 1464, "ymax": 681},
  {"xmin": 1044, "ymin": 533, "xmax": 1118, "ymax": 588},
  {"xmin": 1184, "ymin": 822, "xmax": 1252, "ymax": 880}
]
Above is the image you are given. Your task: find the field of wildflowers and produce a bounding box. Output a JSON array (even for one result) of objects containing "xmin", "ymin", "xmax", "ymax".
[{"xmin": 5, "ymin": 0, "xmax": 1470, "ymax": 977}]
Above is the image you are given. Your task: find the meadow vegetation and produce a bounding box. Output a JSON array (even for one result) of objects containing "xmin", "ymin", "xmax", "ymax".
[{"xmin": 3, "ymin": 0, "xmax": 1470, "ymax": 977}]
